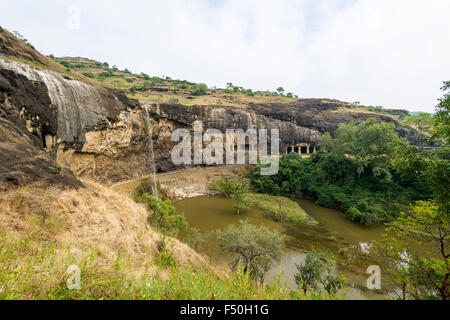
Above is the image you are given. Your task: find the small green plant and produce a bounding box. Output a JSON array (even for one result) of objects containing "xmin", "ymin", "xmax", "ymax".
[
  {"xmin": 155, "ymin": 247, "xmax": 178, "ymax": 269},
  {"xmin": 57, "ymin": 164, "xmax": 62, "ymax": 172}
]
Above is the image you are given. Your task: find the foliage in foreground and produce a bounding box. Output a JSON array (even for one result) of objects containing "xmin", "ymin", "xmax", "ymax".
[
  {"xmin": 376, "ymin": 201, "xmax": 449, "ymax": 300},
  {"xmin": 0, "ymin": 232, "xmax": 337, "ymax": 300}
]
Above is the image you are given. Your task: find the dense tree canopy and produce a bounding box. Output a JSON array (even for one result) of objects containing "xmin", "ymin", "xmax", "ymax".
[{"xmin": 249, "ymin": 119, "xmax": 434, "ymax": 225}]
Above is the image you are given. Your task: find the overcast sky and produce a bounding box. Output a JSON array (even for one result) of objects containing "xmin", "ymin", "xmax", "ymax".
[{"xmin": 1, "ymin": 0, "xmax": 449, "ymax": 112}]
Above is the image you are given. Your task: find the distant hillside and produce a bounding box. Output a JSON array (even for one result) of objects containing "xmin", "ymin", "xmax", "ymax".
[{"xmin": 51, "ymin": 56, "xmax": 411, "ymax": 119}]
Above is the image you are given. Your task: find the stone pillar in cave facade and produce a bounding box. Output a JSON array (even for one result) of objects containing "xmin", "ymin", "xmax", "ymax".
[{"xmin": 286, "ymin": 143, "xmax": 317, "ymax": 156}]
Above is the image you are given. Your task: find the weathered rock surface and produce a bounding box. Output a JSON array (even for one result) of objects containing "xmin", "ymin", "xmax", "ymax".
[{"xmin": 0, "ymin": 27, "xmax": 419, "ymax": 190}]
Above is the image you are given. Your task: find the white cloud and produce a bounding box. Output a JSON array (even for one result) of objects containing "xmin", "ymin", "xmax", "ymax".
[{"xmin": 1, "ymin": 0, "xmax": 449, "ymax": 112}]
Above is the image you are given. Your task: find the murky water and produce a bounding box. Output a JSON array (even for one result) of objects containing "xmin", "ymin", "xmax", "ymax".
[{"xmin": 175, "ymin": 195, "xmax": 390, "ymax": 300}]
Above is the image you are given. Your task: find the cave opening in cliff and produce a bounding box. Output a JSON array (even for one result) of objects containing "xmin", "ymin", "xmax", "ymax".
[
  {"xmin": 301, "ymin": 146, "xmax": 307, "ymax": 154},
  {"xmin": 294, "ymin": 146, "xmax": 299, "ymax": 153},
  {"xmin": 309, "ymin": 146, "xmax": 314, "ymax": 154},
  {"xmin": 287, "ymin": 147, "xmax": 292, "ymax": 154},
  {"xmin": 41, "ymin": 130, "xmax": 51, "ymax": 149}
]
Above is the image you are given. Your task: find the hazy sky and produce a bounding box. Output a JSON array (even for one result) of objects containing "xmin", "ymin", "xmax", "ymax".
[{"xmin": 1, "ymin": 0, "xmax": 449, "ymax": 112}]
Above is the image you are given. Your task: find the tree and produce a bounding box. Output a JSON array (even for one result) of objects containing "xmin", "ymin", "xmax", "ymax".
[
  {"xmin": 140, "ymin": 72, "xmax": 151, "ymax": 80},
  {"xmin": 276, "ymin": 87, "xmax": 285, "ymax": 96},
  {"xmin": 377, "ymin": 201, "xmax": 449, "ymax": 300},
  {"xmin": 216, "ymin": 220, "xmax": 284, "ymax": 282},
  {"xmin": 403, "ymin": 112, "xmax": 433, "ymax": 146},
  {"xmin": 294, "ymin": 249, "xmax": 346, "ymax": 295},
  {"xmin": 326, "ymin": 118, "xmax": 405, "ymax": 183},
  {"xmin": 186, "ymin": 227, "xmax": 206, "ymax": 252},
  {"xmin": 433, "ymin": 81, "xmax": 450, "ymax": 144},
  {"xmin": 403, "ymin": 113, "xmax": 433, "ymax": 135},
  {"xmin": 137, "ymin": 193, "xmax": 188, "ymax": 237},
  {"xmin": 212, "ymin": 177, "xmax": 250, "ymax": 214},
  {"xmin": 211, "ymin": 177, "xmax": 250, "ymax": 199}
]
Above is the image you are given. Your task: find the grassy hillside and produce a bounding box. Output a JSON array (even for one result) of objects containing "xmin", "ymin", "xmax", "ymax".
[
  {"xmin": 50, "ymin": 56, "xmax": 299, "ymax": 108},
  {"xmin": 0, "ymin": 180, "xmax": 335, "ymax": 300},
  {"xmin": 50, "ymin": 56, "xmax": 411, "ymax": 121}
]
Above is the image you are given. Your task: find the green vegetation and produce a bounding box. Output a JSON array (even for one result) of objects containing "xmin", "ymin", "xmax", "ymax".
[
  {"xmin": 376, "ymin": 201, "xmax": 449, "ymax": 300},
  {"xmin": 136, "ymin": 193, "xmax": 187, "ymax": 238},
  {"xmin": 225, "ymin": 82, "xmax": 298, "ymax": 98},
  {"xmin": 211, "ymin": 176, "xmax": 250, "ymax": 214},
  {"xmin": 249, "ymin": 119, "xmax": 435, "ymax": 225},
  {"xmin": 216, "ymin": 220, "xmax": 284, "ymax": 282},
  {"xmin": 12, "ymin": 30, "xmax": 35, "ymax": 50},
  {"xmin": 0, "ymin": 231, "xmax": 335, "ymax": 300},
  {"xmin": 191, "ymin": 83, "xmax": 208, "ymax": 96},
  {"xmin": 185, "ymin": 227, "xmax": 206, "ymax": 252},
  {"xmin": 433, "ymin": 81, "xmax": 450, "ymax": 144},
  {"xmin": 82, "ymin": 72, "xmax": 94, "ymax": 78},
  {"xmin": 295, "ymin": 249, "xmax": 347, "ymax": 295},
  {"xmin": 212, "ymin": 177, "xmax": 311, "ymax": 222},
  {"xmin": 211, "ymin": 176, "xmax": 250, "ymax": 199},
  {"xmin": 243, "ymin": 193, "xmax": 310, "ymax": 223}
]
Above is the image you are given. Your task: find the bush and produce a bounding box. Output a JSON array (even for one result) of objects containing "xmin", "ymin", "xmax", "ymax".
[
  {"xmin": 82, "ymin": 72, "xmax": 94, "ymax": 78},
  {"xmin": 98, "ymin": 71, "xmax": 113, "ymax": 78},
  {"xmin": 59, "ymin": 61, "xmax": 71, "ymax": 68},
  {"xmin": 191, "ymin": 83, "xmax": 208, "ymax": 96},
  {"xmin": 136, "ymin": 193, "xmax": 187, "ymax": 237}
]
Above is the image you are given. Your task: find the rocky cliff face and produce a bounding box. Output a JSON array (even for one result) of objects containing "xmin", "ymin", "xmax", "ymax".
[
  {"xmin": 0, "ymin": 28, "xmax": 418, "ymax": 190},
  {"xmin": 0, "ymin": 56, "xmax": 418, "ymax": 190},
  {"xmin": 156, "ymin": 103, "xmax": 322, "ymax": 152},
  {"xmin": 0, "ymin": 57, "xmax": 150, "ymax": 187}
]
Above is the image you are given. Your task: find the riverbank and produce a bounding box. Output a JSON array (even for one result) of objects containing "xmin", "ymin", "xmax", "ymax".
[{"xmin": 174, "ymin": 195, "xmax": 391, "ymax": 300}]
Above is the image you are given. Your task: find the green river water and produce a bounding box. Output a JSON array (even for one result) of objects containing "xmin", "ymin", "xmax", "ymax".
[{"xmin": 175, "ymin": 195, "xmax": 393, "ymax": 300}]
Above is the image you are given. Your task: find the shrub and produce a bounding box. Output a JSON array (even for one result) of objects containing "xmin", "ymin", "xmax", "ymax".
[
  {"xmin": 136, "ymin": 193, "xmax": 187, "ymax": 237},
  {"xmin": 191, "ymin": 83, "xmax": 208, "ymax": 96},
  {"xmin": 82, "ymin": 72, "xmax": 94, "ymax": 78}
]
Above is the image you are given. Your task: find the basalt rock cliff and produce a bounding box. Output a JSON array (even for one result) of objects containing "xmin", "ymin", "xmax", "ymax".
[{"xmin": 0, "ymin": 27, "xmax": 417, "ymax": 190}]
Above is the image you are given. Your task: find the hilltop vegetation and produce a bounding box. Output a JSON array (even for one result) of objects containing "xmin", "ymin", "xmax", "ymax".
[
  {"xmin": 49, "ymin": 56, "xmax": 299, "ymax": 107},
  {"xmin": 49, "ymin": 56, "xmax": 416, "ymax": 122}
]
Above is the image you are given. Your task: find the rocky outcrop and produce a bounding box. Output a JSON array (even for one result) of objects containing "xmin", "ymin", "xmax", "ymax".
[
  {"xmin": 156, "ymin": 103, "xmax": 322, "ymax": 152},
  {"xmin": 0, "ymin": 56, "xmax": 419, "ymax": 190},
  {"xmin": 0, "ymin": 28, "xmax": 419, "ymax": 190},
  {"xmin": 0, "ymin": 57, "xmax": 151, "ymax": 187}
]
